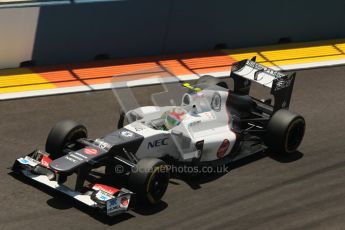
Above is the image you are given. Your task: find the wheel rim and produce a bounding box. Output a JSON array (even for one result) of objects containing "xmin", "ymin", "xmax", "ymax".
[
  {"xmin": 286, "ymin": 119, "xmax": 305, "ymax": 152},
  {"xmin": 148, "ymin": 166, "xmax": 169, "ymax": 203},
  {"xmin": 64, "ymin": 127, "xmax": 87, "ymax": 148}
]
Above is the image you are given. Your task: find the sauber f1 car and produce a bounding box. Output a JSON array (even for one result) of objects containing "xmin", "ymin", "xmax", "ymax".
[{"xmin": 12, "ymin": 58, "xmax": 306, "ymax": 216}]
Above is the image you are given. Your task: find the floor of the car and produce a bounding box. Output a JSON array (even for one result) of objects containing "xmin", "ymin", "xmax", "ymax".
[{"xmin": 231, "ymin": 136, "xmax": 267, "ymax": 162}]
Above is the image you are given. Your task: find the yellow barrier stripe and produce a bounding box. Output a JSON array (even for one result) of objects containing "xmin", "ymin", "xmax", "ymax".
[
  {"xmin": 1, "ymin": 39, "xmax": 345, "ymax": 97},
  {"xmin": 224, "ymin": 39, "xmax": 345, "ymax": 67},
  {"xmin": 0, "ymin": 84, "xmax": 57, "ymax": 94},
  {"xmin": 225, "ymin": 38, "xmax": 345, "ymax": 53},
  {"xmin": 271, "ymin": 54, "xmax": 345, "ymax": 67},
  {"xmin": 0, "ymin": 68, "xmax": 55, "ymax": 93}
]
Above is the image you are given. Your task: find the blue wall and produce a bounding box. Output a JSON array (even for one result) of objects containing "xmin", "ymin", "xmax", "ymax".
[
  {"xmin": 2, "ymin": 0, "xmax": 345, "ymax": 66},
  {"xmin": 164, "ymin": 0, "xmax": 345, "ymax": 52},
  {"xmin": 32, "ymin": 0, "xmax": 172, "ymax": 64}
]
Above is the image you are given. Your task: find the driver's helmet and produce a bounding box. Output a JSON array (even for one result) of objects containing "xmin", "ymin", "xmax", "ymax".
[{"xmin": 162, "ymin": 107, "xmax": 187, "ymax": 130}]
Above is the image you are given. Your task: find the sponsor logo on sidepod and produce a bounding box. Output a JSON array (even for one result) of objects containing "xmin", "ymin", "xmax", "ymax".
[{"xmin": 84, "ymin": 148, "xmax": 98, "ymax": 155}]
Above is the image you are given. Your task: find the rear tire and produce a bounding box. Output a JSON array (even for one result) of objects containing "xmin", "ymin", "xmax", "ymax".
[
  {"xmin": 45, "ymin": 120, "xmax": 87, "ymax": 159},
  {"xmin": 129, "ymin": 158, "xmax": 169, "ymax": 205},
  {"xmin": 265, "ymin": 110, "xmax": 305, "ymax": 154}
]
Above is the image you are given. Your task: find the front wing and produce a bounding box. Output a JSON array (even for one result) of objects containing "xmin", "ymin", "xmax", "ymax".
[{"xmin": 12, "ymin": 151, "xmax": 133, "ymax": 217}]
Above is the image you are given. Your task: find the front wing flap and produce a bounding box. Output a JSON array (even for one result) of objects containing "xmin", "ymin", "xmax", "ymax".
[{"xmin": 12, "ymin": 150, "xmax": 133, "ymax": 217}]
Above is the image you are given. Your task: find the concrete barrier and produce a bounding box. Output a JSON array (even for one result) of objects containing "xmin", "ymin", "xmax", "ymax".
[
  {"xmin": 0, "ymin": 7, "xmax": 39, "ymax": 69},
  {"xmin": 1, "ymin": 0, "xmax": 345, "ymax": 68}
]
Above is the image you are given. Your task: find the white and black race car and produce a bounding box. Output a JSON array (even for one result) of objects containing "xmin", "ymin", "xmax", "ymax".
[{"xmin": 12, "ymin": 58, "xmax": 306, "ymax": 216}]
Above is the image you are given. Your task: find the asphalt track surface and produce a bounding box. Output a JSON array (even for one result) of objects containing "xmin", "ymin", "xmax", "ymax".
[{"xmin": 1, "ymin": 65, "xmax": 345, "ymax": 230}]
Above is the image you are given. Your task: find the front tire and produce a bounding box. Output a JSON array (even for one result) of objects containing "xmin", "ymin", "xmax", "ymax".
[
  {"xmin": 265, "ymin": 110, "xmax": 305, "ymax": 154},
  {"xmin": 45, "ymin": 120, "xmax": 87, "ymax": 159},
  {"xmin": 129, "ymin": 158, "xmax": 170, "ymax": 205}
]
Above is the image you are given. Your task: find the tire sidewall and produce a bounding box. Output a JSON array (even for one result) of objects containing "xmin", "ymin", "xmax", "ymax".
[
  {"xmin": 284, "ymin": 117, "xmax": 305, "ymax": 153},
  {"xmin": 129, "ymin": 158, "xmax": 169, "ymax": 204},
  {"xmin": 265, "ymin": 110, "xmax": 305, "ymax": 154},
  {"xmin": 45, "ymin": 120, "xmax": 87, "ymax": 159}
]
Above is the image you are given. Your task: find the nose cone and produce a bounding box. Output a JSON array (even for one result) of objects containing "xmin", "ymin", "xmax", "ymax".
[
  {"xmin": 102, "ymin": 129, "xmax": 144, "ymax": 153},
  {"xmin": 49, "ymin": 129, "xmax": 144, "ymax": 173},
  {"xmin": 50, "ymin": 146, "xmax": 106, "ymax": 172}
]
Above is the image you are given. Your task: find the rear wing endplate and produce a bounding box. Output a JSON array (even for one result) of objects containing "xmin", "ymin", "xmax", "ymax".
[{"xmin": 230, "ymin": 57, "xmax": 296, "ymax": 112}]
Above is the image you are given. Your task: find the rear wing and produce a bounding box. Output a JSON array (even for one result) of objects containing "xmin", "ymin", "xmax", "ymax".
[{"xmin": 230, "ymin": 57, "xmax": 296, "ymax": 112}]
